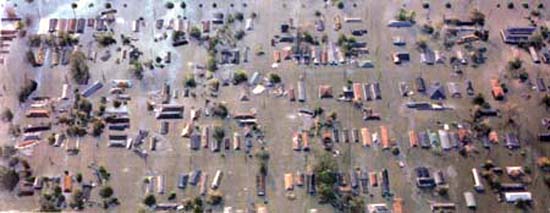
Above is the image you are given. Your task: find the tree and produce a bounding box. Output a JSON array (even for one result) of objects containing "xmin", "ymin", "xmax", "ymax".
[
  {"xmin": 184, "ymin": 74, "xmax": 197, "ymax": 88},
  {"xmin": 71, "ymin": 3, "xmax": 78, "ymax": 18},
  {"xmin": 69, "ymin": 189, "xmax": 85, "ymax": 210},
  {"xmin": 98, "ymin": 166, "xmax": 111, "ymax": 181},
  {"xmin": 76, "ymin": 173, "xmax": 82, "ymax": 182},
  {"xmin": 234, "ymin": 30, "xmax": 245, "ymax": 40},
  {"xmin": 206, "ymin": 190, "xmax": 223, "ymax": 205},
  {"xmin": 233, "ymin": 70, "xmax": 248, "ymax": 85},
  {"xmin": 70, "ymin": 51, "xmax": 90, "ymax": 84},
  {"xmin": 143, "ymin": 194, "xmax": 156, "ymax": 207},
  {"xmin": 213, "ymin": 127, "xmax": 225, "ymax": 142},
  {"xmin": 165, "ymin": 2, "xmax": 174, "ymax": 9},
  {"xmin": 130, "ymin": 61, "xmax": 144, "ymax": 80},
  {"xmin": 470, "ymin": 9, "xmax": 485, "ymax": 25},
  {"xmin": 99, "ymin": 186, "xmax": 114, "ymax": 198},
  {"xmin": 0, "ymin": 166, "xmax": 19, "ymax": 191},
  {"xmin": 190, "ymin": 27, "xmax": 201, "ymax": 39},
  {"xmin": 1, "ymin": 108, "xmax": 13, "ymax": 122},
  {"xmin": 508, "ymin": 58, "xmax": 522, "ymax": 70},
  {"xmin": 212, "ymin": 103, "xmax": 228, "ymax": 118},
  {"xmin": 18, "ymin": 79, "xmax": 38, "ymax": 103},
  {"xmin": 95, "ymin": 33, "xmax": 116, "ymax": 47},
  {"xmin": 336, "ymin": 1, "xmax": 344, "ymax": 9},
  {"xmin": 472, "ymin": 93, "xmax": 486, "ymax": 106},
  {"xmin": 235, "ymin": 12, "xmax": 244, "ymax": 22},
  {"xmin": 206, "ymin": 55, "xmax": 217, "ymax": 72},
  {"xmin": 180, "ymin": 2, "xmax": 186, "ymax": 9},
  {"xmin": 92, "ymin": 119, "xmax": 105, "ymax": 137},
  {"xmin": 541, "ymin": 94, "xmax": 550, "ymax": 109}
]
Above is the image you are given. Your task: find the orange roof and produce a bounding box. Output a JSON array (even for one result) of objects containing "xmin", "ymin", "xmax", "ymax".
[
  {"xmin": 63, "ymin": 175, "xmax": 72, "ymax": 192},
  {"xmin": 458, "ymin": 128, "xmax": 468, "ymax": 142},
  {"xmin": 302, "ymin": 132, "xmax": 309, "ymax": 150},
  {"xmin": 361, "ymin": 128, "xmax": 371, "ymax": 146},
  {"xmin": 380, "ymin": 126, "xmax": 390, "ymax": 149},
  {"xmin": 489, "ymin": 131, "xmax": 498, "ymax": 143},
  {"xmin": 409, "ymin": 130, "xmax": 418, "ymax": 147},
  {"xmin": 393, "ymin": 198, "xmax": 404, "ymax": 213},
  {"xmin": 353, "ymin": 83, "xmax": 363, "ymax": 101},
  {"xmin": 284, "ymin": 173, "xmax": 293, "ymax": 190}
]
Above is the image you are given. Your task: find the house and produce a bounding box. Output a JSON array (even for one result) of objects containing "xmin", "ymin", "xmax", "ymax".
[
  {"xmin": 505, "ymin": 133, "xmax": 520, "ymax": 149},
  {"xmin": 392, "ymin": 52, "xmax": 410, "ymax": 64},
  {"xmin": 501, "ymin": 27, "xmax": 536, "ymax": 44},
  {"xmin": 536, "ymin": 78, "xmax": 546, "ymax": 92},
  {"xmin": 387, "ymin": 20, "xmax": 413, "ymax": 27},
  {"xmin": 447, "ymin": 82, "xmax": 461, "ymax": 98},
  {"xmin": 415, "ymin": 77, "xmax": 426, "ymax": 92},
  {"xmin": 539, "ymin": 133, "xmax": 550, "ymax": 142},
  {"xmin": 529, "ymin": 46, "xmax": 540, "ymax": 63},
  {"xmin": 415, "ymin": 167, "xmax": 435, "ymax": 188},
  {"xmin": 464, "ymin": 192, "xmax": 476, "ymax": 209},
  {"xmin": 358, "ymin": 60, "xmax": 374, "ymax": 68},
  {"xmin": 353, "ymin": 83, "xmax": 363, "ymax": 102},
  {"xmin": 420, "ymin": 49, "xmax": 435, "ymax": 65},
  {"xmin": 504, "ymin": 192, "xmax": 532, "ymax": 202},
  {"xmin": 318, "ymin": 85, "xmax": 333, "ymax": 98},
  {"xmin": 427, "ymin": 83, "xmax": 446, "ymax": 100},
  {"xmin": 438, "ymin": 130, "xmax": 451, "ymax": 150}
]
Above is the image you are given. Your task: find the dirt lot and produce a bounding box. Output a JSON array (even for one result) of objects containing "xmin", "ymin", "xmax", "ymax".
[{"xmin": 1, "ymin": 0, "xmax": 550, "ymax": 212}]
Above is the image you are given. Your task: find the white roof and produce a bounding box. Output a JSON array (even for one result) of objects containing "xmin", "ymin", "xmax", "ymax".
[{"xmin": 504, "ymin": 192, "xmax": 532, "ymax": 202}]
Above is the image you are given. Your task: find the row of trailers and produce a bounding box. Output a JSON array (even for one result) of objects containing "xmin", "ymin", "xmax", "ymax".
[
  {"xmin": 260, "ymin": 169, "xmax": 392, "ymax": 197},
  {"xmin": 148, "ymin": 170, "xmax": 224, "ymax": 195},
  {"xmin": 48, "ymin": 18, "xmax": 110, "ymax": 34}
]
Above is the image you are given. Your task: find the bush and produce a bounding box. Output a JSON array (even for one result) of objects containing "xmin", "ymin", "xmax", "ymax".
[
  {"xmin": 143, "ymin": 194, "xmax": 156, "ymax": 207},
  {"xmin": 18, "ymin": 79, "xmax": 38, "ymax": 103},
  {"xmin": 92, "ymin": 119, "xmax": 105, "ymax": 136},
  {"xmin": 99, "ymin": 186, "xmax": 114, "ymax": 198},
  {"xmin": 69, "ymin": 189, "xmax": 85, "ymax": 210},
  {"xmin": 233, "ymin": 70, "xmax": 248, "ymax": 84},
  {"xmin": 213, "ymin": 127, "xmax": 225, "ymax": 142},
  {"xmin": 508, "ymin": 2, "xmax": 514, "ymax": 9},
  {"xmin": 70, "ymin": 51, "xmax": 90, "ymax": 84},
  {"xmin": 268, "ymin": 73, "xmax": 281, "ymax": 84},
  {"xmin": 445, "ymin": 2, "xmax": 452, "ymax": 8}
]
